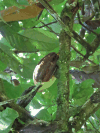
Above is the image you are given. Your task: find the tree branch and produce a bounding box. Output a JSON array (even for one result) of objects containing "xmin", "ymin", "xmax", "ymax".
[
  {"xmin": 74, "ymin": 100, "xmax": 100, "ymax": 131},
  {"xmin": 68, "ymin": 90, "xmax": 100, "ymax": 132},
  {"xmin": 38, "ymin": 0, "xmax": 73, "ymax": 37}
]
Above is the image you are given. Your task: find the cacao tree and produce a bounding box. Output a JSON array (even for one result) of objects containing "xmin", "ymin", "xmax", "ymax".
[{"xmin": 0, "ymin": 0, "xmax": 100, "ymax": 132}]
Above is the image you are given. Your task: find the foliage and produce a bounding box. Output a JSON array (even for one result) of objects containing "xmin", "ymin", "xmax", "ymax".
[
  {"xmin": 0, "ymin": 0, "xmax": 100, "ymax": 132},
  {"xmin": 0, "ymin": 107, "xmax": 18, "ymax": 133}
]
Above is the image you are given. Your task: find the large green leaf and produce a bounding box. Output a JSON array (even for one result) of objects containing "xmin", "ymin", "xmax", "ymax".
[
  {"xmin": 0, "ymin": 42, "xmax": 22, "ymax": 74},
  {"xmin": 34, "ymin": 79, "xmax": 58, "ymax": 107},
  {"xmin": 0, "ymin": 107, "xmax": 18, "ymax": 133},
  {"xmin": 0, "ymin": 24, "xmax": 38, "ymax": 52},
  {"xmin": 3, "ymin": 0, "xmax": 27, "ymax": 8},
  {"xmin": 0, "ymin": 22, "xmax": 59, "ymax": 52},
  {"xmin": 20, "ymin": 28, "xmax": 59, "ymax": 51},
  {"xmin": 0, "ymin": 37, "xmax": 13, "ymax": 48},
  {"xmin": 50, "ymin": 0, "xmax": 64, "ymax": 5},
  {"xmin": 36, "ymin": 109, "xmax": 51, "ymax": 121},
  {"xmin": 71, "ymin": 79, "xmax": 94, "ymax": 105},
  {"xmin": 0, "ymin": 43, "xmax": 37, "ymax": 78},
  {"xmin": 22, "ymin": 18, "xmax": 40, "ymax": 28},
  {"xmin": 26, "ymin": 99, "xmax": 42, "ymax": 110},
  {"xmin": 0, "ymin": 61, "xmax": 7, "ymax": 71},
  {"xmin": 6, "ymin": 33, "xmax": 38, "ymax": 52},
  {"xmin": 21, "ymin": 58, "xmax": 36, "ymax": 78},
  {"xmin": 3, "ymin": 80, "xmax": 30, "ymax": 99}
]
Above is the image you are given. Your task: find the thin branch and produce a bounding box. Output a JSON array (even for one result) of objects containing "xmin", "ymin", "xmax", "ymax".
[
  {"xmin": 77, "ymin": 12, "xmax": 98, "ymax": 36},
  {"xmin": 88, "ymin": 119, "xmax": 100, "ymax": 133},
  {"xmin": 71, "ymin": 45, "xmax": 96, "ymax": 65},
  {"xmin": 72, "ymin": 31, "xmax": 93, "ymax": 51},
  {"xmin": 17, "ymin": 85, "xmax": 42, "ymax": 108},
  {"xmin": 38, "ymin": 0, "xmax": 72, "ymax": 37},
  {"xmin": 14, "ymin": 50, "xmax": 39, "ymax": 54},
  {"xmin": 0, "ymin": 81, "xmax": 35, "ymax": 122},
  {"xmin": 40, "ymin": 21, "xmax": 59, "ymax": 36},
  {"xmin": 0, "ymin": 84, "xmax": 42, "ymax": 106},
  {"xmin": 68, "ymin": 98, "xmax": 100, "ymax": 132},
  {"xmin": 34, "ymin": 21, "xmax": 57, "ymax": 28},
  {"xmin": 37, "ymin": 10, "xmax": 43, "ymax": 20},
  {"xmin": 39, "ymin": 0, "xmax": 94, "ymax": 52}
]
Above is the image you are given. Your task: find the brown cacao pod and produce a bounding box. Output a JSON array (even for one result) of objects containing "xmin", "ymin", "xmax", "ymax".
[{"xmin": 33, "ymin": 52, "xmax": 59, "ymax": 84}]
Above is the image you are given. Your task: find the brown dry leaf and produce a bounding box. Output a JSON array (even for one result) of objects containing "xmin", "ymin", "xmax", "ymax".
[{"xmin": 0, "ymin": 3, "xmax": 44, "ymax": 22}]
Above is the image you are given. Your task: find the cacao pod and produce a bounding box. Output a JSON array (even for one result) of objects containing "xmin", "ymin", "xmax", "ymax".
[{"xmin": 33, "ymin": 52, "xmax": 59, "ymax": 85}]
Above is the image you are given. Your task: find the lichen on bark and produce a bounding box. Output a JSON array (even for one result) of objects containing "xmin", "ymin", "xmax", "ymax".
[
  {"xmin": 56, "ymin": 30, "xmax": 71, "ymax": 131},
  {"xmin": 56, "ymin": 1, "xmax": 77, "ymax": 131}
]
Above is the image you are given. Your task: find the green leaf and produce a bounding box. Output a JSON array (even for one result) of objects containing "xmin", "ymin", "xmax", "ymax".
[
  {"xmin": 34, "ymin": 79, "xmax": 58, "ymax": 108},
  {"xmin": 6, "ymin": 33, "xmax": 38, "ymax": 52},
  {"xmin": 17, "ymin": 0, "xmax": 29, "ymax": 5},
  {"xmin": 0, "ymin": 61, "xmax": 7, "ymax": 71},
  {"xmin": 34, "ymin": 93, "xmax": 46, "ymax": 106},
  {"xmin": 0, "ymin": 24, "xmax": 38, "ymax": 52},
  {"xmin": 3, "ymin": 80, "xmax": 30, "ymax": 99},
  {"xmin": 0, "ymin": 72, "xmax": 11, "ymax": 84},
  {"xmin": 86, "ymin": 33, "xmax": 96, "ymax": 43},
  {"xmin": 21, "ymin": 58, "xmax": 36, "ymax": 78},
  {"xmin": 49, "ymin": 22, "xmax": 61, "ymax": 33},
  {"xmin": 89, "ymin": 116, "xmax": 99, "ymax": 129},
  {"xmin": 72, "ymin": 79, "xmax": 94, "ymax": 105},
  {"xmin": 97, "ymin": 55, "xmax": 100, "ymax": 62},
  {"xmin": 52, "ymin": 1, "xmax": 66, "ymax": 14},
  {"xmin": 0, "ymin": 107, "xmax": 18, "ymax": 133},
  {"xmin": 96, "ymin": 108, "xmax": 100, "ymax": 118},
  {"xmin": 0, "ymin": 43, "xmax": 33, "ymax": 78},
  {"xmin": 0, "ymin": 37, "xmax": 13, "ymax": 48},
  {"xmin": 21, "ymin": 28, "xmax": 59, "ymax": 51},
  {"xmin": 50, "ymin": 0, "xmax": 65, "ymax": 5},
  {"xmin": 3, "ymin": 0, "xmax": 26, "ymax": 8},
  {"xmin": 0, "ymin": 42, "xmax": 37, "ymax": 78},
  {"xmin": 36, "ymin": 109, "xmax": 51, "ymax": 121},
  {"xmin": 22, "ymin": 18, "xmax": 40, "ymax": 28},
  {"xmin": 0, "ymin": 42, "xmax": 22, "ymax": 74},
  {"xmin": 31, "ymin": 99, "xmax": 42, "ymax": 109},
  {"xmin": 28, "ymin": 99, "xmax": 42, "ymax": 109},
  {"xmin": 73, "ymin": 79, "xmax": 94, "ymax": 98},
  {"xmin": 73, "ymin": 24, "xmax": 82, "ymax": 33},
  {"xmin": 47, "ymin": 105, "xmax": 57, "ymax": 121}
]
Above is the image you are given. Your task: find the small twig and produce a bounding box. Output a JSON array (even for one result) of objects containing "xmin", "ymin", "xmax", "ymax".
[
  {"xmin": 14, "ymin": 50, "xmax": 39, "ymax": 54},
  {"xmin": 71, "ymin": 45, "xmax": 96, "ymax": 65},
  {"xmin": 72, "ymin": 31, "xmax": 93, "ymax": 51},
  {"xmin": 77, "ymin": 12, "xmax": 98, "ymax": 36},
  {"xmin": 81, "ymin": 2, "xmax": 85, "ymax": 15},
  {"xmin": 88, "ymin": 118, "xmax": 100, "ymax": 133},
  {"xmin": 34, "ymin": 21, "xmax": 57, "ymax": 28},
  {"xmin": 38, "ymin": 0, "xmax": 72, "ymax": 37},
  {"xmin": 37, "ymin": 10, "xmax": 43, "ymax": 20},
  {"xmin": 40, "ymin": 21, "xmax": 59, "ymax": 36}
]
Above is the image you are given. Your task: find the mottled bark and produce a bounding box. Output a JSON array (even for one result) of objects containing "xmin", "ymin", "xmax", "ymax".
[{"xmin": 56, "ymin": 1, "xmax": 79, "ymax": 131}]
